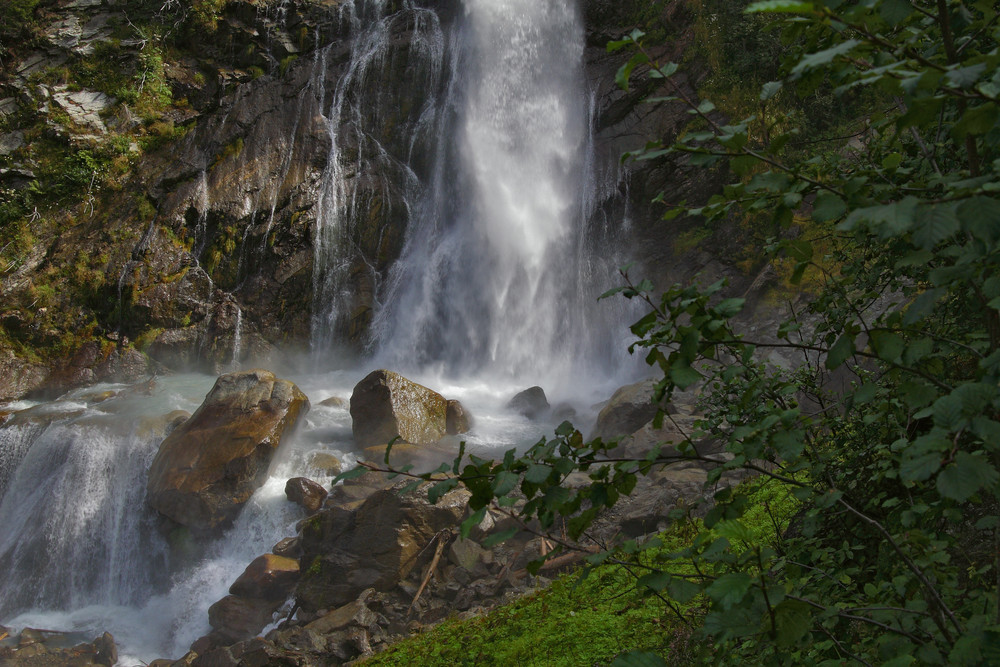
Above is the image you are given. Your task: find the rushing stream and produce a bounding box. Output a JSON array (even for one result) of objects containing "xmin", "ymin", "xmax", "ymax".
[{"xmin": 0, "ymin": 0, "xmax": 642, "ymax": 662}]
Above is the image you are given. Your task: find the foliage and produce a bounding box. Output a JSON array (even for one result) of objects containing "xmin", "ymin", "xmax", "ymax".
[{"xmin": 353, "ymin": 0, "xmax": 1000, "ymax": 664}]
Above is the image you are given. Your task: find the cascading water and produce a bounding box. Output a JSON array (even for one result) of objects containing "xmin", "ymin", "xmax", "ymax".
[
  {"xmin": 311, "ymin": 0, "xmax": 639, "ymax": 396},
  {"xmin": 0, "ymin": 375, "xmax": 358, "ymax": 663}
]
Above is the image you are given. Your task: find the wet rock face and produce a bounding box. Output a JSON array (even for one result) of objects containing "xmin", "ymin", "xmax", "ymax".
[
  {"xmin": 350, "ymin": 370, "xmax": 449, "ymax": 448},
  {"xmin": 506, "ymin": 386, "xmax": 550, "ymax": 420},
  {"xmin": 229, "ymin": 553, "xmax": 301, "ymax": 600},
  {"xmin": 0, "ymin": 629, "xmax": 117, "ymax": 666},
  {"xmin": 146, "ymin": 369, "xmax": 310, "ymax": 532},
  {"xmin": 589, "ymin": 378, "xmax": 665, "ymax": 441},
  {"xmin": 285, "ymin": 476, "xmax": 328, "ymax": 512}
]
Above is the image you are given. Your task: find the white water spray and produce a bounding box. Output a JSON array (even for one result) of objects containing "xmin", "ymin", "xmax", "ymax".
[{"xmin": 367, "ymin": 0, "xmax": 638, "ymax": 397}]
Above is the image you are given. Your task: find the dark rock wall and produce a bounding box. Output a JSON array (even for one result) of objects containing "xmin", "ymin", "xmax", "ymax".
[{"xmin": 0, "ymin": 0, "xmax": 731, "ymax": 399}]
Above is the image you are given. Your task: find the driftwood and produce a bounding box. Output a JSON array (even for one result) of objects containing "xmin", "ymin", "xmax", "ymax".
[{"xmin": 408, "ymin": 531, "xmax": 450, "ymax": 615}]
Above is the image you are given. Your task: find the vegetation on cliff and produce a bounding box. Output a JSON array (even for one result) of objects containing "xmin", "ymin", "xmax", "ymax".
[{"xmin": 361, "ymin": 0, "xmax": 1000, "ymax": 664}]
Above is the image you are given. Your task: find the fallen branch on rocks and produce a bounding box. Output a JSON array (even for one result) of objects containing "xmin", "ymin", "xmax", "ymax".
[{"xmin": 408, "ymin": 530, "xmax": 451, "ymax": 615}]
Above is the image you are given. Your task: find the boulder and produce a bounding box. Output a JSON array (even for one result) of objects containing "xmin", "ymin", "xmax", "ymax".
[
  {"xmin": 272, "ymin": 537, "xmax": 301, "ymax": 559},
  {"xmin": 229, "ymin": 553, "xmax": 300, "ymax": 600},
  {"xmin": 285, "ymin": 477, "xmax": 327, "ymax": 512},
  {"xmin": 350, "ymin": 370, "xmax": 448, "ymax": 448},
  {"xmin": 296, "ymin": 481, "xmax": 469, "ymax": 611},
  {"xmin": 146, "ymin": 370, "xmax": 309, "ymax": 531},
  {"xmin": 507, "ymin": 386, "xmax": 549, "ymax": 419},
  {"xmin": 590, "ymin": 379, "xmax": 665, "ymax": 441},
  {"xmin": 446, "ymin": 399, "xmax": 472, "ymax": 435},
  {"xmin": 318, "ymin": 396, "xmax": 349, "ymax": 409},
  {"xmin": 0, "ymin": 630, "xmax": 117, "ymax": 666},
  {"xmin": 207, "ymin": 596, "xmax": 282, "ymax": 645},
  {"xmin": 305, "ymin": 597, "xmax": 378, "ymax": 635},
  {"xmin": 309, "ymin": 452, "xmax": 342, "ymax": 476}
]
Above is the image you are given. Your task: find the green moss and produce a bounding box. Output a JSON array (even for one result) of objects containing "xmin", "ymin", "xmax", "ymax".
[
  {"xmin": 673, "ymin": 227, "xmax": 711, "ymax": 256},
  {"xmin": 211, "ymin": 137, "xmax": 245, "ymax": 170},
  {"xmin": 368, "ymin": 478, "xmax": 798, "ymax": 666},
  {"xmin": 133, "ymin": 326, "xmax": 165, "ymax": 352},
  {"xmin": 279, "ymin": 55, "xmax": 298, "ymax": 76}
]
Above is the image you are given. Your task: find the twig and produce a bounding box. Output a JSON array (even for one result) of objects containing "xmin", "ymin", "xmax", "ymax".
[{"xmin": 408, "ymin": 531, "xmax": 449, "ymax": 616}]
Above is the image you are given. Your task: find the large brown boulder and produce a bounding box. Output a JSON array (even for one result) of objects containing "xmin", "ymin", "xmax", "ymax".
[
  {"xmin": 350, "ymin": 370, "xmax": 449, "ymax": 448},
  {"xmin": 589, "ymin": 379, "xmax": 664, "ymax": 441},
  {"xmin": 207, "ymin": 595, "xmax": 283, "ymax": 645},
  {"xmin": 296, "ymin": 481, "xmax": 470, "ymax": 612},
  {"xmin": 229, "ymin": 553, "xmax": 300, "ymax": 600},
  {"xmin": 146, "ymin": 369, "xmax": 309, "ymax": 531},
  {"xmin": 285, "ymin": 477, "xmax": 328, "ymax": 512}
]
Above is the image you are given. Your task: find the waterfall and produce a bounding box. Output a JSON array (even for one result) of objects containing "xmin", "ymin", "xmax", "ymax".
[
  {"xmin": 0, "ymin": 406, "xmax": 172, "ymax": 614},
  {"xmin": 311, "ymin": 0, "xmax": 639, "ymax": 394},
  {"xmin": 310, "ymin": 0, "xmax": 446, "ymax": 355}
]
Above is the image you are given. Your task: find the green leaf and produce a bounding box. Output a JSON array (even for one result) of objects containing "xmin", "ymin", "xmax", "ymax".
[
  {"xmin": 524, "ymin": 464, "xmax": 553, "ymax": 484},
  {"xmin": 616, "ymin": 51, "xmax": 650, "ymax": 91},
  {"xmin": 937, "ymin": 452, "xmax": 1000, "ymax": 502},
  {"xmin": 840, "ymin": 197, "xmax": 918, "ymax": 238},
  {"xmin": 773, "ymin": 600, "xmax": 813, "ymax": 646},
  {"xmin": 667, "ymin": 577, "xmax": 702, "ymax": 603},
  {"xmin": 958, "ymin": 196, "xmax": 1000, "ymax": 242},
  {"xmin": 760, "ymin": 80, "xmax": 783, "ymax": 101},
  {"xmin": 492, "ymin": 470, "xmax": 520, "ymax": 497},
  {"xmin": 913, "ymin": 203, "xmax": 959, "ymax": 249},
  {"xmin": 900, "ymin": 453, "xmax": 942, "ymax": 483},
  {"xmin": 731, "ymin": 155, "xmax": 758, "ymax": 176},
  {"xmin": 715, "ymin": 298, "xmax": 746, "ymax": 317},
  {"xmin": 826, "ymin": 333, "xmax": 855, "ymax": 369},
  {"xmin": 945, "ymin": 63, "xmax": 987, "ymax": 89},
  {"xmin": 670, "ymin": 362, "xmax": 703, "ymax": 389},
  {"xmin": 952, "ymin": 103, "xmax": 999, "ymax": 139},
  {"xmin": 460, "ymin": 507, "xmax": 487, "ymax": 539},
  {"xmin": 932, "ymin": 393, "xmax": 965, "ymax": 430},
  {"xmin": 869, "ymin": 329, "xmax": 904, "ymax": 363},
  {"xmin": 812, "ymin": 192, "xmax": 847, "ymax": 221},
  {"xmin": 427, "ymin": 478, "xmax": 459, "ymax": 504},
  {"xmin": 879, "ymin": 0, "xmax": 913, "ymax": 24},
  {"xmin": 853, "ymin": 382, "xmax": 878, "ymax": 405},
  {"xmin": 903, "ymin": 289, "xmax": 944, "ymax": 325},
  {"xmin": 790, "ymin": 40, "xmax": 861, "ymax": 79},
  {"xmin": 637, "ymin": 571, "xmax": 671, "ymax": 593},
  {"xmin": 706, "ymin": 573, "xmax": 754, "ymax": 609},
  {"xmin": 331, "ymin": 466, "xmax": 368, "ymax": 485},
  {"xmin": 715, "ymin": 519, "xmax": 754, "ymax": 542}
]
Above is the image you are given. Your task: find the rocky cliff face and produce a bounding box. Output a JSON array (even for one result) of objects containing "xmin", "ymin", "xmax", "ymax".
[{"xmin": 0, "ymin": 0, "xmax": 726, "ymax": 401}]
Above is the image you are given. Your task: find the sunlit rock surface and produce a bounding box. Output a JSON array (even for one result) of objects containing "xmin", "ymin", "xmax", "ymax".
[
  {"xmin": 146, "ymin": 369, "xmax": 310, "ymax": 531},
  {"xmin": 350, "ymin": 370, "xmax": 450, "ymax": 448}
]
